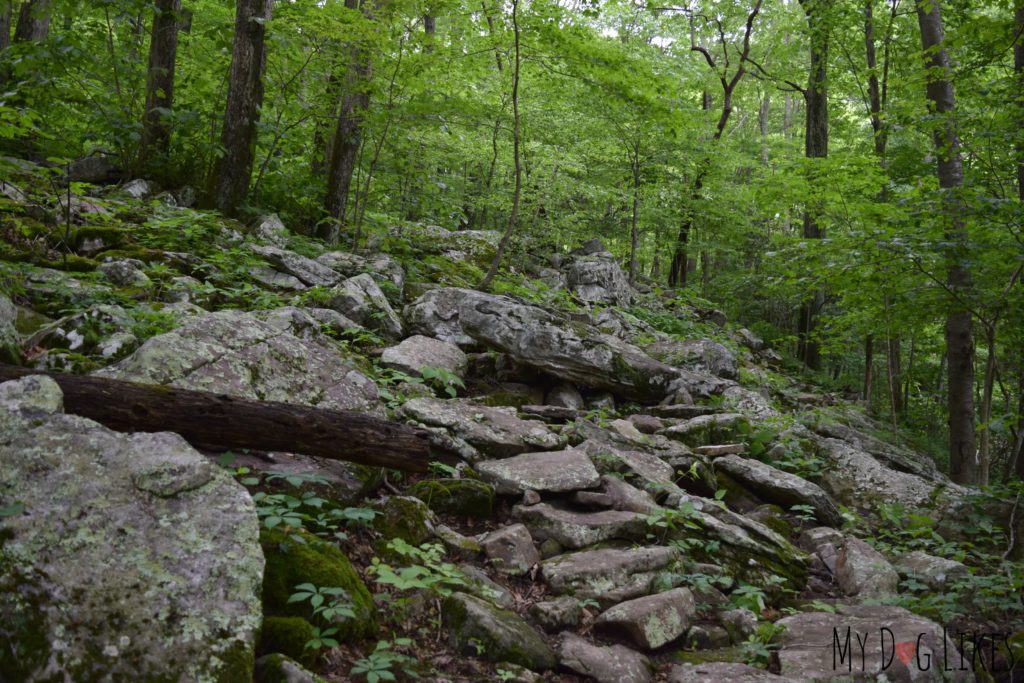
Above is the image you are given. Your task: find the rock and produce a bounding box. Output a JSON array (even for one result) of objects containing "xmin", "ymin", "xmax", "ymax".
[
  {"xmin": 251, "ymin": 266, "xmax": 306, "ymax": 291},
  {"xmin": 661, "ymin": 413, "xmax": 749, "ymax": 447},
  {"xmin": 250, "ymin": 245, "xmax": 341, "ymax": 287},
  {"xmin": 646, "ymin": 339, "xmax": 738, "ymax": 379},
  {"xmin": 371, "ymin": 496, "xmax": 434, "ymax": 546},
  {"xmin": 720, "ymin": 609, "xmax": 758, "ymax": 644},
  {"xmin": 398, "ymin": 397, "xmax": 559, "ymax": 460},
  {"xmin": 797, "ymin": 527, "xmax": 845, "ymax": 554},
  {"xmin": 229, "ymin": 450, "xmax": 380, "ymax": 506},
  {"xmin": 403, "ymin": 287, "xmax": 479, "ymax": 346},
  {"xmin": 835, "ymin": 537, "xmax": 899, "ymax": 598},
  {"xmin": 588, "ymin": 391, "xmax": 616, "ymax": 411},
  {"xmin": 562, "ymin": 252, "xmax": 633, "ymax": 306},
  {"xmin": 714, "ymin": 455, "xmax": 842, "ymax": 527},
  {"xmin": 572, "ymin": 238, "xmax": 608, "ymax": 255},
  {"xmin": 435, "ymin": 524, "xmax": 482, "ymax": 556},
  {"xmin": 519, "ymin": 404, "xmax": 583, "ymax": 422},
  {"xmin": 893, "ymin": 550, "xmax": 969, "ymax": 590},
  {"xmin": 442, "ymin": 592, "xmax": 556, "ymax": 671},
  {"xmin": 381, "ymin": 334, "xmax": 468, "ymax": 379},
  {"xmin": 96, "ymin": 309, "xmax": 380, "ymax": 413},
  {"xmin": 24, "ymin": 304, "xmax": 138, "ymax": 360},
  {"xmin": 477, "ymin": 449, "xmax": 600, "ymax": 494},
  {"xmin": 495, "ymin": 662, "xmax": 544, "ymax": 683},
  {"xmin": 254, "ymin": 306, "xmax": 360, "ymax": 346},
  {"xmin": 597, "ymin": 475, "xmax": 660, "ymax": 514},
  {"xmin": 737, "ymin": 328, "xmax": 764, "ymax": 351},
  {"xmin": 392, "ymin": 223, "xmax": 501, "ymax": 268},
  {"xmin": 98, "ymin": 258, "xmax": 152, "ymax": 288},
  {"xmin": 546, "ymin": 381, "xmax": 585, "ymax": 410},
  {"xmin": 579, "ymin": 440, "xmax": 675, "ymax": 488},
  {"xmin": 775, "ymin": 604, "xmax": 973, "ymax": 682},
  {"xmin": 558, "ymin": 633, "xmax": 652, "ymax": 683},
  {"xmin": 513, "ymin": 503, "xmax": 647, "ymax": 549},
  {"xmin": 316, "ymin": 251, "xmax": 405, "ymax": 292},
  {"xmin": 592, "ymin": 308, "xmax": 662, "ymax": 344},
  {"xmin": 522, "ymin": 489, "xmax": 542, "ymax": 505},
  {"xmin": 481, "ymin": 524, "xmax": 540, "ymax": 575},
  {"xmin": 0, "ymin": 294, "xmax": 20, "ymax": 364},
  {"xmin": 118, "ymin": 178, "xmax": 153, "ymax": 198},
  {"xmin": 669, "ymin": 662, "xmax": 786, "ymax": 683},
  {"xmin": 683, "ymin": 624, "xmax": 732, "ymax": 650},
  {"xmin": 459, "ymin": 565, "xmax": 515, "ymax": 609},
  {"xmin": 627, "ymin": 414, "xmax": 665, "ymax": 434},
  {"xmin": 326, "ymin": 273, "xmax": 404, "ymax": 340},
  {"xmin": 594, "ymin": 587, "xmax": 696, "ymax": 650},
  {"xmin": 696, "ymin": 444, "xmax": 745, "ymax": 457},
  {"xmin": 540, "ymin": 546, "xmax": 679, "ymax": 606},
  {"xmin": 722, "ymin": 386, "xmax": 779, "ymax": 420},
  {"xmin": 69, "ymin": 154, "xmax": 118, "ymax": 182},
  {"xmin": 252, "ymin": 213, "xmax": 289, "ymax": 246},
  {"xmin": 0, "ymin": 377, "xmax": 263, "ymax": 681},
  {"xmin": 406, "ymin": 477, "xmax": 494, "ymax": 518},
  {"xmin": 529, "ymin": 596, "xmax": 583, "ymax": 632},
  {"xmin": 255, "ymin": 654, "xmax": 327, "ymax": 683}
]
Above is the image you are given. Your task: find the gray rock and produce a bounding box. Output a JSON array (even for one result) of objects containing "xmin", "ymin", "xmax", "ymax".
[
  {"xmin": 255, "ymin": 654, "xmax": 326, "ymax": 683},
  {"xmin": 797, "ymin": 527, "xmax": 845, "ymax": 554},
  {"xmin": 381, "ymin": 334, "xmax": 468, "ymax": 379},
  {"xmin": 250, "ymin": 244, "xmax": 341, "ymax": 287},
  {"xmin": 714, "ymin": 455, "xmax": 842, "ymax": 527},
  {"xmin": 459, "ymin": 565, "xmax": 515, "ymax": 609},
  {"xmin": 669, "ymin": 662, "xmax": 786, "ymax": 683},
  {"xmin": 695, "ymin": 443, "xmax": 746, "ymax": 457},
  {"xmin": 403, "ymin": 287, "xmax": 479, "ymax": 346},
  {"xmin": 835, "ymin": 537, "xmax": 900, "ymax": 599},
  {"xmin": 682, "ymin": 624, "xmax": 732, "ymax": 650},
  {"xmin": 592, "ymin": 308, "xmax": 662, "ymax": 344},
  {"xmin": 442, "ymin": 592, "xmax": 555, "ymax": 671},
  {"xmin": 252, "ymin": 213, "xmax": 289, "ymax": 246},
  {"xmin": 477, "ymin": 449, "xmax": 600, "ymax": 494},
  {"xmin": 25, "ymin": 304, "xmax": 138, "ymax": 360},
  {"xmin": 588, "ymin": 390, "xmax": 616, "ymax": 411},
  {"xmin": 98, "ymin": 259, "xmax": 152, "ymax": 288},
  {"xmin": 529, "ymin": 596, "xmax": 583, "ymax": 632},
  {"xmin": 646, "ymin": 339, "xmax": 738, "ymax": 379},
  {"xmin": 546, "ymin": 381, "xmax": 585, "ymax": 410},
  {"xmin": 391, "ymin": 223, "xmax": 500, "ymax": 268},
  {"xmin": 118, "ymin": 178, "xmax": 153, "ymax": 198},
  {"xmin": 0, "ymin": 378, "xmax": 263, "ymax": 681},
  {"xmin": 775, "ymin": 604, "xmax": 973, "ymax": 682},
  {"xmin": 737, "ymin": 328, "xmax": 764, "ymax": 351},
  {"xmin": 398, "ymin": 397, "xmax": 559, "ymax": 460},
  {"xmin": 540, "ymin": 546, "xmax": 678, "ymax": 605},
  {"xmin": 597, "ymin": 475, "xmax": 660, "ymax": 513},
  {"xmin": 0, "ymin": 293, "xmax": 20, "ymax": 363},
  {"xmin": 69, "ymin": 154, "xmax": 118, "ymax": 182},
  {"xmin": 579, "ymin": 440, "xmax": 675, "ymax": 488},
  {"xmin": 562, "ymin": 253, "xmax": 633, "ymax": 306},
  {"xmin": 250, "ymin": 266, "xmax": 305, "ymax": 291},
  {"xmin": 720, "ymin": 608, "xmax": 758, "ymax": 644},
  {"xmin": 893, "ymin": 550, "xmax": 969, "ymax": 590},
  {"xmin": 316, "ymin": 251, "xmax": 405, "ymax": 292},
  {"xmin": 513, "ymin": 503, "xmax": 647, "ymax": 549},
  {"xmin": 627, "ymin": 414, "xmax": 665, "ymax": 434},
  {"xmin": 254, "ymin": 306, "xmax": 360, "ymax": 345},
  {"xmin": 661, "ymin": 413, "xmax": 749, "ymax": 447},
  {"xmin": 558, "ymin": 633, "xmax": 652, "ymax": 683},
  {"xmin": 482, "ymin": 524, "xmax": 540, "ymax": 575},
  {"xmin": 326, "ymin": 273, "xmax": 404, "ymax": 340},
  {"xmin": 722, "ymin": 385, "xmax": 780, "ymax": 419},
  {"xmin": 96, "ymin": 310, "xmax": 380, "ymax": 413},
  {"xmin": 594, "ymin": 587, "xmax": 696, "ymax": 650}
]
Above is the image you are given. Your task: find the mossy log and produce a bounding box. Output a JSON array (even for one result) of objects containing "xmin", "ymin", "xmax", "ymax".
[{"xmin": 0, "ymin": 364, "xmax": 430, "ymax": 472}]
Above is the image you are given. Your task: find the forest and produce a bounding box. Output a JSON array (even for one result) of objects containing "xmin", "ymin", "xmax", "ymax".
[{"xmin": 1, "ymin": 0, "xmax": 1024, "ymax": 679}]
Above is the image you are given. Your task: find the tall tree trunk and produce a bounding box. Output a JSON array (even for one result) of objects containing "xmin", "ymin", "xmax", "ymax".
[
  {"xmin": 758, "ymin": 95, "xmax": 770, "ymax": 165},
  {"xmin": 209, "ymin": 0, "xmax": 273, "ymax": 215},
  {"xmin": 917, "ymin": 0, "xmax": 977, "ymax": 484},
  {"xmin": 629, "ymin": 149, "xmax": 641, "ymax": 284},
  {"xmin": 1016, "ymin": 0, "xmax": 1023, "ymax": 202},
  {"xmin": 888, "ymin": 333, "xmax": 903, "ymax": 416},
  {"xmin": 13, "ymin": 0, "xmax": 49, "ymax": 42},
  {"xmin": 478, "ymin": 0, "xmax": 521, "ymax": 291},
  {"xmin": 864, "ymin": 334, "xmax": 874, "ymax": 404},
  {"xmin": 797, "ymin": 0, "xmax": 828, "ymax": 372},
  {"xmin": 321, "ymin": 0, "xmax": 377, "ymax": 243},
  {"xmin": 138, "ymin": 0, "xmax": 181, "ymax": 173},
  {"xmin": 0, "ymin": 1, "xmax": 12, "ymax": 52}
]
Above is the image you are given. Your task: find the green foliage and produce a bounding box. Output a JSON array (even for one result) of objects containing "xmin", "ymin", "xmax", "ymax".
[
  {"xmin": 350, "ymin": 639, "xmax": 419, "ymax": 683},
  {"xmin": 740, "ymin": 622, "xmax": 786, "ymax": 669},
  {"xmin": 368, "ymin": 539, "xmax": 467, "ymax": 598}
]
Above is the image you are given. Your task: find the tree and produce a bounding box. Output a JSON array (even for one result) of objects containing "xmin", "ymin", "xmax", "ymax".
[
  {"xmin": 208, "ymin": 0, "xmax": 274, "ymax": 215},
  {"xmin": 139, "ymin": 0, "xmax": 183, "ymax": 173},
  {"xmin": 12, "ymin": 0, "xmax": 50, "ymax": 43},
  {"xmin": 916, "ymin": 0, "xmax": 977, "ymax": 484}
]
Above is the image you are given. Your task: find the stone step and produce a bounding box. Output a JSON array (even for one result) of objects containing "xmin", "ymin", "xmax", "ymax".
[
  {"xmin": 512, "ymin": 503, "xmax": 647, "ymax": 549},
  {"xmin": 540, "ymin": 546, "xmax": 678, "ymax": 607}
]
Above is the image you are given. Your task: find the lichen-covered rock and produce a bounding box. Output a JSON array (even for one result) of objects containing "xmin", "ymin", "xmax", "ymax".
[
  {"xmin": 96, "ymin": 310, "xmax": 380, "ymax": 413},
  {"xmin": 391, "ymin": 224, "xmax": 501, "ymax": 269},
  {"xmin": 442, "ymin": 592, "xmax": 556, "ymax": 670},
  {"xmin": 398, "ymin": 397, "xmax": 559, "ymax": 460},
  {"xmin": 0, "ymin": 376, "xmax": 263, "ymax": 682},
  {"xmin": 251, "ymin": 266, "xmax": 306, "ymax": 291},
  {"xmin": 594, "ymin": 587, "xmax": 696, "ymax": 650},
  {"xmin": 250, "ymin": 245, "xmax": 341, "ymax": 287},
  {"xmin": 561, "ymin": 253, "xmax": 633, "ymax": 306},
  {"xmin": 371, "ymin": 495, "xmax": 434, "ymax": 547},
  {"xmin": 775, "ymin": 605, "xmax": 973, "ymax": 682},
  {"xmin": 558, "ymin": 633, "xmax": 652, "ymax": 683},
  {"xmin": 646, "ymin": 339, "xmax": 738, "ymax": 379},
  {"xmin": 381, "ymin": 334, "xmax": 468, "ymax": 378},
  {"xmin": 0, "ymin": 293, "xmax": 21, "ymax": 364},
  {"xmin": 661, "ymin": 413, "xmax": 749, "ymax": 447},
  {"xmin": 481, "ymin": 524, "xmax": 540, "ymax": 575},
  {"xmin": 513, "ymin": 503, "xmax": 647, "ymax": 549},
  {"xmin": 257, "ymin": 617, "xmax": 318, "ymax": 669},
  {"xmin": 406, "ymin": 477, "xmax": 494, "ymax": 518},
  {"xmin": 893, "ymin": 550, "xmax": 969, "ymax": 591},
  {"xmin": 714, "ymin": 455, "xmax": 842, "ymax": 528},
  {"xmin": 545, "ymin": 381, "xmax": 585, "ymax": 410},
  {"xmin": 24, "ymin": 303, "xmax": 138, "ymax": 361},
  {"xmin": 254, "ymin": 306, "xmax": 361, "ymax": 346},
  {"xmin": 540, "ymin": 546, "xmax": 679, "ymax": 607},
  {"xmin": 98, "ymin": 258, "xmax": 152, "ymax": 288},
  {"xmin": 326, "ymin": 273, "xmax": 404, "ymax": 340},
  {"xmin": 669, "ymin": 662, "xmax": 788, "ymax": 683},
  {"xmin": 252, "ymin": 214, "xmax": 289, "ymax": 246},
  {"xmin": 477, "ymin": 449, "xmax": 600, "ymax": 494},
  {"xmin": 316, "ymin": 251, "xmax": 405, "ymax": 293},
  {"xmin": 720, "ymin": 608, "xmax": 758, "ymax": 644},
  {"xmin": 834, "ymin": 537, "xmax": 899, "ymax": 599},
  {"xmin": 529, "ymin": 596, "xmax": 584, "ymax": 632}
]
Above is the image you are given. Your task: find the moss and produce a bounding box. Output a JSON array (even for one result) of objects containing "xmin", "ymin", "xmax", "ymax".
[
  {"xmin": 371, "ymin": 496, "xmax": 433, "ymax": 547},
  {"xmin": 95, "ymin": 246, "xmax": 165, "ymax": 263},
  {"xmin": 35, "ymin": 254, "xmax": 98, "ymax": 271},
  {"xmin": 255, "ymin": 653, "xmax": 328, "ymax": 683},
  {"xmin": 257, "ymin": 617, "xmax": 318, "ymax": 669},
  {"xmin": 417, "ymin": 254, "xmax": 485, "ymax": 288},
  {"xmin": 71, "ymin": 225, "xmax": 129, "ymax": 251},
  {"xmin": 260, "ymin": 528, "xmax": 377, "ymax": 643},
  {"xmin": 0, "ymin": 563, "xmax": 51, "ymax": 682},
  {"xmin": 478, "ymin": 390, "xmax": 536, "ymax": 408},
  {"xmin": 212, "ymin": 635, "xmax": 257, "ymax": 683},
  {"xmin": 406, "ymin": 478, "xmax": 494, "ymax": 518},
  {"xmin": 673, "ymin": 646, "xmax": 747, "ymax": 665}
]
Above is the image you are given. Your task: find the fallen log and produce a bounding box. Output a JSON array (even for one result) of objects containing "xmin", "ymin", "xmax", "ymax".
[{"xmin": 0, "ymin": 364, "xmax": 430, "ymax": 472}]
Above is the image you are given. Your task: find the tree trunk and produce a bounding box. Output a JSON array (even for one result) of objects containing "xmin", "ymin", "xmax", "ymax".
[
  {"xmin": 209, "ymin": 0, "xmax": 273, "ymax": 215},
  {"xmin": 138, "ymin": 0, "xmax": 181, "ymax": 173},
  {"xmin": 917, "ymin": 0, "xmax": 977, "ymax": 484},
  {"xmin": 888, "ymin": 335, "xmax": 903, "ymax": 416},
  {"xmin": 0, "ymin": 365, "xmax": 430, "ymax": 471},
  {"xmin": 628, "ymin": 146, "xmax": 641, "ymax": 284},
  {"xmin": 0, "ymin": 1, "xmax": 12, "ymax": 52},
  {"xmin": 864, "ymin": 334, "xmax": 874, "ymax": 404},
  {"xmin": 13, "ymin": 0, "xmax": 49, "ymax": 42},
  {"xmin": 1016, "ymin": 0, "xmax": 1023, "ymax": 202}
]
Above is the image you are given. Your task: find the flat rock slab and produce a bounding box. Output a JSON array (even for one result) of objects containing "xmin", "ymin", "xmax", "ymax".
[
  {"xmin": 715, "ymin": 455, "xmax": 842, "ymax": 527},
  {"xmin": 835, "ymin": 537, "xmax": 900, "ymax": 599},
  {"xmin": 477, "ymin": 449, "xmax": 600, "ymax": 494},
  {"xmin": 442, "ymin": 592, "xmax": 555, "ymax": 671},
  {"xmin": 380, "ymin": 334, "xmax": 468, "ymax": 378},
  {"xmin": 541, "ymin": 546, "xmax": 678, "ymax": 606},
  {"xmin": 0, "ymin": 376, "xmax": 263, "ymax": 681},
  {"xmin": 481, "ymin": 523, "xmax": 540, "ymax": 575},
  {"xmin": 669, "ymin": 662, "xmax": 791, "ymax": 682},
  {"xmin": 695, "ymin": 444, "xmax": 746, "ymax": 457},
  {"xmin": 595, "ymin": 587, "xmax": 696, "ymax": 650},
  {"xmin": 661, "ymin": 413, "xmax": 749, "ymax": 447},
  {"xmin": 558, "ymin": 633, "xmax": 652, "ymax": 683},
  {"xmin": 250, "ymin": 244, "xmax": 341, "ymax": 287},
  {"xmin": 513, "ymin": 503, "xmax": 647, "ymax": 549},
  {"xmin": 398, "ymin": 397, "xmax": 559, "ymax": 459},
  {"xmin": 775, "ymin": 604, "xmax": 974, "ymax": 682},
  {"xmin": 893, "ymin": 550, "xmax": 969, "ymax": 591}
]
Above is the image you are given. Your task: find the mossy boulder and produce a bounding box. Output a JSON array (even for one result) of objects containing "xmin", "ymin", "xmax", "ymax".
[
  {"xmin": 406, "ymin": 478, "xmax": 495, "ymax": 518},
  {"xmin": 371, "ymin": 495, "xmax": 435, "ymax": 547},
  {"xmin": 255, "ymin": 652, "xmax": 328, "ymax": 683},
  {"xmin": 442, "ymin": 592, "xmax": 556, "ymax": 671},
  {"xmin": 257, "ymin": 618, "xmax": 319, "ymax": 670},
  {"xmin": 261, "ymin": 527, "xmax": 377, "ymax": 642}
]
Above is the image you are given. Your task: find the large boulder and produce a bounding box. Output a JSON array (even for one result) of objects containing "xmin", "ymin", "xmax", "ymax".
[
  {"xmin": 512, "ymin": 503, "xmax": 647, "ymax": 549},
  {"xmin": 893, "ymin": 550, "xmax": 969, "ymax": 591},
  {"xmin": 0, "ymin": 293, "xmax": 21, "ymax": 363},
  {"xmin": 561, "ymin": 252, "xmax": 633, "ymax": 306},
  {"xmin": 835, "ymin": 537, "xmax": 900, "ymax": 599},
  {"xmin": 326, "ymin": 273, "xmax": 404, "ymax": 340},
  {"xmin": 775, "ymin": 605, "xmax": 974, "ymax": 682},
  {"xmin": 645, "ymin": 339, "xmax": 738, "ymax": 380},
  {"xmin": 316, "ymin": 251, "xmax": 405, "ymax": 292},
  {"xmin": 714, "ymin": 455, "xmax": 842, "ymax": 527},
  {"xmin": 391, "ymin": 224, "xmax": 501, "ymax": 269},
  {"xmin": 380, "ymin": 334, "xmax": 468, "ymax": 379},
  {"xmin": 250, "ymin": 245, "xmax": 341, "ymax": 287},
  {"xmin": 594, "ymin": 587, "xmax": 696, "ymax": 650},
  {"xmin": 558, "ymin": 633, "xmax": 652, "ymax": 683},
  {"xmin": 0, "ymin": 376, "xmax": 263, "ymax": 681},
  {"xmin": 95, "ymin": 310, "xmax": 380, "ymax": 413},
  {"xmin": 476, "ymin": 449, "xmax": 600, "ymax": 494},
  {"xmin": 442, "ymin": 592, "xmax": 555, "ymax": 671}
]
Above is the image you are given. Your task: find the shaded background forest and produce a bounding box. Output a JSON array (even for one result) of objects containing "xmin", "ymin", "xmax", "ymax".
[{"xmin": 1, "ymin": 0, "xmax": 1023, "ymax": 486}]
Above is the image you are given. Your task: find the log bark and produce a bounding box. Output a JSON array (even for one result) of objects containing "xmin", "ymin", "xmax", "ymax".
[{"xmin": 0, "ymin": 364, "xmax": 430, "ymax": 472}]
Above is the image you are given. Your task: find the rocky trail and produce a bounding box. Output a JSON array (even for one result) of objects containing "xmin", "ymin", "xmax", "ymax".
[{"xmin": 1, "ymin": 180, "xmax": 1022, "ymax": 682}]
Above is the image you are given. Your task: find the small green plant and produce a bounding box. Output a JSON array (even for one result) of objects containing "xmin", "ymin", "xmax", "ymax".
[
  {"xmin": 643, "ymin": 502, "xmax": 702, "ymax": 542},
  {"xmin": 288, "ymin": 583, "xmax": 356, "ymax": 653},
  {"xmin": 368, "ymin": 539, "xmax": 467, "ymax": 598},
  {"xmin": 789, "ymin": 504, "xmax": 817, "ymax": 523},
  {"xmin": 419, "ymin": 366, "xmax": 465, "ymax": 398},
  {"xmin": 741, "ymin": 622, "xmax": 785, "ymax": 668},
  {"xmin": 351, "ymin": 638, "xmax": 419, "ymax": 682}
]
